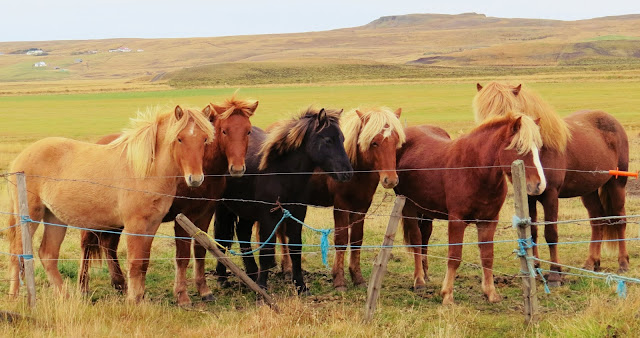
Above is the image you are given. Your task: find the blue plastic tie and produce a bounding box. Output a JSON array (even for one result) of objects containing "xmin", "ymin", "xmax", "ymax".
[
  {"xmin": 617, "ymin": 280, "xmax": 627, "ymax": 299},
  {"xmin": 287, "ymin": 211, "xmax": 334, "ymax": 268},
  {"xmin": 20, "ymin": 254, "xmax": 34, "ymax": 260},
  {"xmin": 536, "ymin": 268, "xmax": 551, "ymax": 294}
]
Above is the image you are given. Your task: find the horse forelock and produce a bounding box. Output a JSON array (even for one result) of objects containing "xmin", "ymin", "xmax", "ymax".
[
  {"xmin": 109, "ymin": 107, "xmax": 214, "ymax": 177},
  {"xmin": 215, "ymin": 96, "xmax": 257, "ymax": 120},
  {"xmin": 506, "ymin": 114, "xmax": 543, "ymax": 155},
  {"xmin": 473, "ymin": 81, "xmax": 570, "ymax": 152},
  {"xmin": 258, "ymin": 107, "xmax": 340, "ymax": 170},
  {"xmin": 341, "ymin": 107, "xmax": 406, "ymax": 165}
]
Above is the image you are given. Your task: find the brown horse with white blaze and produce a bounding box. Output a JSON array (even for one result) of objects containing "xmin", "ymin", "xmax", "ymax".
[
  {"xmin": 7, "ymin": 106, "xmax": 214, "ymax": 302},
  {"xmin": 78, "ymin": 97, "xmax": 257, "ymax": 305},
  {"xmin": 395, "ymin": 113, "xmax": 546, "ymax": 305},
  {"xmin": 474, "ymin": 82, "xmax": 630, "ymax": 284}
]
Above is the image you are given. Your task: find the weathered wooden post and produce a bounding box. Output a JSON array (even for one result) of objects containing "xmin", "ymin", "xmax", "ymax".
[
  {"xmin": 363, "ymin": 196, "xmax": 406, "ymax": 322},
  {"xmin": 511, "ymin": 160, "xmax": 539, "ymax": 324},
  {"xmin": 17, "ymin": 172, "xmax": 37, "ymax": 308},
  {"xmin": 175, "ymin": 213, "xmax": 279, "ymax": 312}
]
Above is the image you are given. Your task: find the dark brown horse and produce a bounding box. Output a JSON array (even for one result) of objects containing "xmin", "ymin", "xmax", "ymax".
[
  {"xmin": 395, "ymin": 113, "xmax": 546, "ymax": 305},
  {"xmin": 474, "ymin": 82, "xmax": 630, "ymax": 284},
  {"xmin": 79, "ymin": 97, "xmax": 257, "ymax": 305}
]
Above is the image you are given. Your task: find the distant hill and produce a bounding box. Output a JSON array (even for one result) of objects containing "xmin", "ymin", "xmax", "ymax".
[{"xmin": 1, "ymin": 13, "xmax": 639, "ymax": 85}]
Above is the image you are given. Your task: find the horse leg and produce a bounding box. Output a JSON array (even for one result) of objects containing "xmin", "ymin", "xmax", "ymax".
[
  {"xmin": 237, "ymin": 218, "xmax": 259, "ymax": 281},
  {"xmin": 332, "ymin": 208, "xmax": 349, "ymax": 291},
  {"xmin": 79, "ymin": 231, "xmax": 98, "ymax": 294},
  {"xmin": 214, "ymin": 205, "xmax": 236, "ymax": 287},
  {"xmin": 418, "ymin": 216, "xmax": 433, "ymax": 282},
  {"xmin": 348, "ymin": 210, "xmax": 367, "ymax": 288},
  {"xmin": 256, "ymin": 215, "xmax": 278, "ymax": 290},
  {"xmin": 540, "ymin": 192, "xmax": 562, "ymax": 285},
  {"xmin": 602, "ymin": 179, "xmax": 629, "ymax": 273},
  {"xmin": 173, "ymin": 221, "xmax": 193, "ymax": 306},
  {"xmin": 277, "ymin": 226, "xmax": 292, "ymax": 277},
  {"xmin": 477, "ymin": 221, "xmax": 501, "ymax": 302},
  {"xmin": 103, "ymin": 231, "xmax": 126, "ymax": 293},
  {"xmin": 39, "ymin": 210, "xmax": 69, "ymax": 295},
  {"xmin": 193, "ymin": 213, "xmax": 215, "ymax": 302},
  {"xmin": 528, "ymin": 196, "xmax": 540, "ymax": 267},
  {"xmin": 441, "ymin": 219, "xmax": 466, "ymax": 305},
  {"xmin": 125, "ymin": 221, "xmax": 160, "ymax": 303},
  {"xmin": 581, "ymin": 191, "xmax": 605, "ymax": 271},
  {"xmin": 286, "ymin": 217, "xmax": 309, "ymax": 295},
  {"xmin": 402, "ymin": 205, "xmax": 426, "ymax": 290}
]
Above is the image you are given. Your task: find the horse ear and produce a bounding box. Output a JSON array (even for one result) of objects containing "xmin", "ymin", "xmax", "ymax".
[
  {"xmin": 394, "ymin": 108, "xmax": 402, "ymax": 118},
  {"xmin": 211, "ymin": 103, "xmax": 227, "ymax": 116},
  {"xmin": 513, "ymin": 84, "xmax": 522, "ymax": 96},
  {"xmin": 318, "ymin": 108, "xmax": 327, "ymax": 122},
  {"xmin": 203, "ymin": 105, "xmax": 215, "ymax": 123},
  {"xmin": 511, "ymin": 116, "xmax": 523, "ymax": 134},
  {"xmin": 356, "ymin": 110, "xmax": 364, "ymax": 119},
  {"xmin": 249, "ymin": 100, "xmax": 259, "ymax": 113},
  {"xmin": 533, "ymin": 118, "xmax": 541, "ymax": 126},
  {"xmin": 174, "ymin": 106, "xmax": 184, "ymax": 120},
  {"xmin": 476, "ymin": 83, "xmax": 483, "ymax": 92}
]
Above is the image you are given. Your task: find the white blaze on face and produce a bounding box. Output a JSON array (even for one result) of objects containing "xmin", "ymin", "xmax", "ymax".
[
  {"xmin": 382, "ymin": 127, "xmax": 392, "ymax": 138},
  {"xmin": 188, "ymin": 122, "xmax": 195, "ymax": 136},
  {"xmin": 531, "ymin": 145, "xmax": 546, "ymax": 193}
]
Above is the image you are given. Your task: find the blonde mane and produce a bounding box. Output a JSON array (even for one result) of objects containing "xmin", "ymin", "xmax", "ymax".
[
  {"xmin": 473, "ymin": 82, "xmax": 570, "ymax": 152},
  {"xmin": 259, "ymin": 107, "xmax": 341, "ymax": 170},
  {"xmin": 109, "ymin": 107, "xmax": 214, "ymax": 177},
  {"xmin": 341, "ymin": 107, "xmax": 406, "ymax": 166},
  {"xmin": 213, "ymin": 95, "xmax": 258, "ymax": 119},
  {"xmin": 473, "ymin": 113, "xmax": 543, "ymax": 155}
]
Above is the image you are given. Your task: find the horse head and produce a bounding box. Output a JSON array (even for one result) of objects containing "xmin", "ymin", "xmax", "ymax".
[
  {"xmin": 497, "ymin": 115, "xmax": 546, "ymax": 196},
  {"xmin": 306, "ymin": 108, "xmax": 354, "ymax": 182},
  {"xmin": 172, "ymin": 105, "xmax": 214, "ymax": 187},
  {"xmin": 210, "ymin": 98, "xmax": 258, "ymax": 177}
]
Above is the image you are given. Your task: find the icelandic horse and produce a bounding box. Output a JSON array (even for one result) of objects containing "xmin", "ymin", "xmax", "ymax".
[
  {"xmin": 7, "ymin": 106, "xmax": 214, "ymax": 302},
  {"xmin": 474, "ymin": 82, "xmax": 629, "ymax": 284},
  {"xmin": 395, "ymin": 113, "xmax": 546, "ymax": 305},
  {"xmin": 78, "ymin": 97, "xmax": 257, "ymax": 306}
]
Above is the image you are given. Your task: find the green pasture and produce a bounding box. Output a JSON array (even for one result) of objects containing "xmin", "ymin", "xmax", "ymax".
[{"xmin": 1, "ymin": 79, "xmax": 640, "ymax": 336}]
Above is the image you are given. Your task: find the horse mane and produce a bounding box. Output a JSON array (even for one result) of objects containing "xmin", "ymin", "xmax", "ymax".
[
  {"xmin": 472, "ymin": 112, "xmax": 542, "ymax": 155},
  {"xmin": 472, "ymin": 82, "xmax": 570, "ymax": 152},
  {"xmin": 259, "ymin": 107, "xmax": 341, "ymax": 170},
  {"xmin": 214, "ymin": 95, "xmax": 257, "ymax": 119},
  {"xmin": 341, "ymin": 107, "xmax": 406, "ymax": 166},
  {"xmin": 109, "ymin": 107, "xmax": 214, "ymax": 177}
]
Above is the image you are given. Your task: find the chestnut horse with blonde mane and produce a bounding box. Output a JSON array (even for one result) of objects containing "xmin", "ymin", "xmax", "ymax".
[
  {"xmin": 78, "ymin": 97, "xmax": 257, "ymax": 306},
  {"xmin": 395, "ymin": 113, "xmax": 546, "ymax": 305},
  {"xmin": 273, "ymin": 107, "xmax": 406, "ymax": 290},
  {"xmin": 7, "ymin": 106, "xmax": 214, "ymax": 302},
  {"xmin": 474, "ymin": 82, "xmax": 629, "ymax": 284}
]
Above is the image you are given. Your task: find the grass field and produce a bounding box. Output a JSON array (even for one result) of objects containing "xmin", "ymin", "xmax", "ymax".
[{"xmin": 1, "ymin": 79, "xmax": 640, "ymax": 336}]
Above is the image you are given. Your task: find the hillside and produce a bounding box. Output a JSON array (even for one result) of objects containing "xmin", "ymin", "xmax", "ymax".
[{"xmin": 1, "ymin": 13, "xmax": 640, "ymax": 87}]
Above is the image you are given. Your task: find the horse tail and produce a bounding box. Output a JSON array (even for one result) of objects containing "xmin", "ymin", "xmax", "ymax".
[
  {"xmin": 80, "ymin": 230, "xmax": 104, "ymax": 267},
  {"xmin": 599, "ymin": 182, "xmax": 625, "ymax": 252}
]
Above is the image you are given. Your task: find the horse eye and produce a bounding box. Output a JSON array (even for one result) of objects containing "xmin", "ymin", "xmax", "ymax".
[
  {"xmin": 204, "ymin": 138, "xmax": 208, "ymax": 143},
  {"xmin": 371, "ymin": 142, "xmax": 378, "ymax": 148},
  {"xmin": 178, "ymin": 138, "xmax": 182, "ymax": 143},
  {"xmin": 247, "ymin": 130, "xmax": 252, "ymax": 135},
  {"xmin": 222, "ymin": 130, "xmax": 227, "ymax": 135}
]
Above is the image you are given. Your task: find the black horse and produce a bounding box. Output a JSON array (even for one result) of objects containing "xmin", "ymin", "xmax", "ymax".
[{"xmin": 215, "ymin": 107, "xmax": 353, "ymax": 293}]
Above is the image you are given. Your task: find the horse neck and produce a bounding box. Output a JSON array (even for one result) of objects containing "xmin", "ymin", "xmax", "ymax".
[
  {"xmin": 151, "ymin": 124, "xmax": 180, "ymax": 178},
  {"xmin": 204, "ymin": 136, "xmax": 228, "ymax": 175},
  {"xmin": 452, "ymin": 126, "xmax": 506, "ymax": 182},
  {"xmin": 267, "ymin": 147, "xmax": 315, "ymax": 185}
]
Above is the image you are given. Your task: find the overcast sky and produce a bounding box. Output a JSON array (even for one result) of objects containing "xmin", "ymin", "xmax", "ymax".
[{"xmin": 2, "ymin": 0, "xmax": 640, "ymax": 42}]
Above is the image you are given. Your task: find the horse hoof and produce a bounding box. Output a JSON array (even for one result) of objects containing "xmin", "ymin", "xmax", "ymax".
[
  {"xmin": 335, "ymin": 286, "xmax": 347, "ymax": 293},
  {"xmin": 413, "ymin": 284, "xmax": 427, "ymax": 292},
  {"xmin": 354, "ymin": 282, "xmax": 367, "ymax": 289},
  {"xmin": 442, "ymin": 295, "xmax": 455, "ymax": 306},
  {"xmin": 201, "ymin": 293, "xmax": 215, "ymax": 302},
  {"xmin": 217, "ymin": 279, "xmax": 231, "ymax": 288},
  {"xmin": 487, "ymin": 293, "xmax": 502, "ymax": 303},
  {"xmin": 617, "ymin": 267, "xmax": 629, "ymax": 274},
  {"xmin": 297, "ymin": 286, "xmax": 311, "ymax": 296}
]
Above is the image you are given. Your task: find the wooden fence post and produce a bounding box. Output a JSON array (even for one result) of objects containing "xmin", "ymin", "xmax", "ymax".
[
  {"xmin": 17, "ymin": 172, "xmax": 37, "ymax": 308},
  {"xmin": 511, "ymin": 160, "xmax": 538, "ymax": 324},
  {"xmin": 363, "ymin": 196, "xmax": 406, "ymax": 322},
  {"xmin": 175, "ymin": 213, "xmax": 279, "ymax": 312}
]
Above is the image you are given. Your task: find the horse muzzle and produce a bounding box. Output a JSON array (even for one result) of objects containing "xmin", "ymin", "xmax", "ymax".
[
  {"xmin": 228, "ymin": 164, "xmax": 246, "ymax": 178},
  {"xmin": 527, "ymin": 181, "xmax": 546, "ymax": 196},
  {"xmin": 381, "ymin": 176, "xmax": 399, "ymax": 189},
  {"xmin": 186, "ymin": 174, "xmax": 204, "ymax": 187}
]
